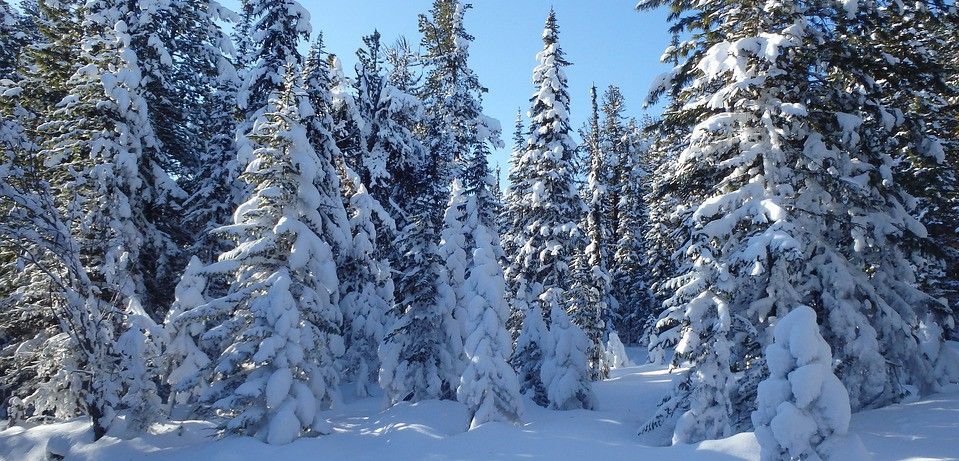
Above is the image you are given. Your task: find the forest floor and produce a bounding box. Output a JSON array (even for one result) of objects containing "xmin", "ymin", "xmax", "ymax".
[{"xmin": 2, "ymin": 349, "xmax": 957, "ymax": 461}]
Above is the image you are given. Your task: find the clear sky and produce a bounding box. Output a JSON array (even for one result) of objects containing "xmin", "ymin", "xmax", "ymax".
[{"xmin": 225, "ymin": 1, "xmax": 672, "ymax": 174}]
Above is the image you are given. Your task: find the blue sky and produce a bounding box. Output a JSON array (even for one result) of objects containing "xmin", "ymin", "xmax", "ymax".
[{"xmin": 226, "ymin": 1, "xmax": 672, "ymax": 174}]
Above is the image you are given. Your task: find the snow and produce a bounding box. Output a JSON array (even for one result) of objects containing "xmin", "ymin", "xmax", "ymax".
[{"xmin": 3, "ymin": 352, "xmax": 958, "ymax": 460}]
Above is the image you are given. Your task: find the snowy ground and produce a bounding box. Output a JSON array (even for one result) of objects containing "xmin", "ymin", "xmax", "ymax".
[{"xmin": 2, "ymin": 351, "xmax": 957, "ymax": 461}]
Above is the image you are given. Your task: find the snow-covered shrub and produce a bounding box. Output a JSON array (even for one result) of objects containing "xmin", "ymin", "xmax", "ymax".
[
  {"xmin": 604, "ymin": 331, "xmax": 633, "ymax": 369},
  {"xmin": 752, "ymin": 306, "xmax": 865, "ymax": 460}
]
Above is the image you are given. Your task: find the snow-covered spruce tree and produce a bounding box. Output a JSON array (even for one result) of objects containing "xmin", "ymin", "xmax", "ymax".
[
  {"xmin": 239, "ymin": 0, "xmax": 309, "ymax": 118},
  {"xmin": 189, "ymin": 71, "xmax": 344, "ymax": 444},
  {"xmin": 329, "ymin": 53, "xmax": 366, "ymax": 177},
  {"xmin": 566, "ymin": 251, "xmax": 609, "ymax": 381},
  {"xmin": 300, "ymin": 37, "xmax": 351, "ymax": 263},
  {"xmin": 163, "ymin": 256, "xmax": 211, "ymax": 410},
  {"xmin": 752, "ymin": 306, "xmax": 864, "ymax": 460},
  {"xmin": 610, "ymin": 118, "xmax": 655, "ymax": 346},
  {"xmin": 417, "ymin": 0, "xmax": 501, "ymax": 220},
  {"xmin": 235, "ymin": 0, "xmax": 310, "ymax": 194},
  {"xmin": 0, "ymin": 0, "xmax": 26, "ymax": 80},
  {"xmin": 1, "ymin": 78, "xmax": 145, "ymax": 441},
  {"xmin": 540, "ymin": 287, "xmax": 596, "ymax": 410},
  {"xmin": 599, "ymin": 85, "xmax": 627, "ymax": 261},
  {"xmin": 9, "ymin": 0, "xmax": 83, "ymax": 133},
  {"xmin": 501, "ymin": 108, "xmax": 526, "ymax": 276},
  {"xmin": 378, "ymin": 179, "xmax": 461, "ymax": 404},
  {"xmin": 0, "ymin": 88, "xmax": 69, "ymax": 421},
  {"xmin": 504, "ymin": 9, "xmax": 591, "ymax": 408},
  {"xmin": 867, "ymin": 1, "xmax": 959, "ymax": 337},
  {"xmin": 175, "ymin": 1, "xmax": 247, "ymax": 266},
  {"xmin": 639, "ymin": 0, "xmax": 952, "ymax": 443},
  {"xmin": 353, "ymin": 30, "xmax": 428, "ymax": 218},
  {"xmin": 339, "ymin": 171, "xmax": 396, "ymax": 398},
  {"xmin": 457, "ymin": 195, "xmax": 524, "ymax": 428},
  {"xmin": 37, "ymin": 0, "xmax": 181, "ymax": 433},
  {"xmin": 437, "ymin": 179, "xmax": 470, "ymax": 354},
  {"xmin": 383, "ymin": 35, "xmax": 429, "ymax": 225},
  {"xmin": 569, "ymin": 84, "xmax": 616, "ymax": 380}
]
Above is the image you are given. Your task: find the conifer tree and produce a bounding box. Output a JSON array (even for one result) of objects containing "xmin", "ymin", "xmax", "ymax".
[
  {"xmin": 184, "ymin": 71, "xmax": 344, "ymax": 444},
  {"xmin": 0, "ymin": 0, "xmax": 26, "ymax": 80},
  {"xmin": 378, "ymin": 183, "xmax": 461, "ymax": 404},
  {"xmin": 339, "ymin": 172, "xmax": 395, "ymax": 398},
  {"xmin": 504, "ymin": 9, "xmax": 590, "ymax": 408},
  {"xmin": 417, "ymin": 0, "xmax": 501, "ymax": 223},
  {"xmin": 437, "ymin": 179, "xmax": 470, "ymax": 351},
  {"xmin": 611, "ymin": 119, "xmax": 654, "ymax": 345},
  {"xmin": 163, "ymin": 257, "xmax": 211, "ymax": 410},
  {"xmin": 457, "ymin": 195, "xmax": 524, "ymax": 428},
  {"xmin": 752, "ymin": 306, "xmax": 862, "ymax": 461},
  {"xmin": 0, "ymin": 125, "xmax": 127, "ymax": 439},
  {"xmin": 638, "ymin": 0, "xmax": 952, "ymax": 444}
]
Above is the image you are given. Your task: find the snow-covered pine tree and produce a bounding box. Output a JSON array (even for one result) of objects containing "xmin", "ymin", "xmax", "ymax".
[
  {"xmin": 300, "ymin": 37, "xmax": 351, "ymax": 263},
  {"xmin": 175, "ymin": 1, "xmax": 247, "ymax": 266},
  {"xmin": 569, "ymin": 84, "xmax": 616, "ymax": 381},
  {"xmin": 329, "ymin": 52, "xmax": 366, "ymax": 178},
  {"xmin": 189, "ymin": 70, "xmax": 344, "ymax": 444},
  {"xmin": 868, "ymin": 1, "xmax": 959, "ymax": 339},
  {"xmin": 504, "ymin": 9, "xmax": 590, "ymax": 408},
  {"xmin": 540, "ymin": 287, "xmax": 596, "ymax": 410},
  {"xmin": 163, "ymin": 256, "xmax": 211, "ymax": 411},
  {"xmin": 611, "ymin": 118, "xmax": 655, "ymax": 346},
  {"xmin": 234, "ymin": 0, "xmax": 311, "ymax": 200},
  {"xmin": 0, "ymin": 129, "xmax": 127, "ymax": 440},
  {"xmin": 599, "ymin": 85, "xmax": 626, "ymax": 262},
  {"xmin": 436, "ymin": 179, "xmax": 470, "ymax": 355},
  {"xmin": 378, "ymin": 178, "xmax": 461, "ymax": 404},
  {"xmin": 566, "ymin": 251, "xmax": 609, "ymax": 381},
  {"xmin": 238, "ymin": 0, "xmax": 309, "ymax": 118},
  {"xmin": 383, "ymin": 36, "xmax": 428, "ymax": 226},
  {"xmin": 639, "ymin": 0, "xmax": 952, "ymax": 444},
  {"xmin": 9, "ymin": 0, "xmax": 82, "ymax": 131},
  {"xmin": 37, "ymin": 0, "xmax": 181, "ymax": 433},
  {"xmin": 501, "ymin": 109, "xmax": 526, "ymax": 274},
  {"xmin": 457, "ymin": 195, "xmax": 524, "ymax": 428},
  {"xmin": 752, "ymin": 306, "xmax": 865, "ymax": 461},
  {"xmin": 1, "ymin": 21, "xmax": 165, "ymax": 437},
  {"xmin": 339, "ymin": 171, "xmax": 396, "ymax": 398},
  {"xmin": 0, "ymin": 0, "xmax": 26, "ymax": 80},
  {"xmin": 417, "ymin": 0, "xmax": 501, "ymax": 223},
  {"xmin": 354, "ymin": 30, "xmax": 428, "ymax": 216}
]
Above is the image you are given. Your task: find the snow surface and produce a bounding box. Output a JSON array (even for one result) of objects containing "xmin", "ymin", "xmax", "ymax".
[{"xmin": 2, "ymin": 350, "xmax": 957, "ymax": 461}]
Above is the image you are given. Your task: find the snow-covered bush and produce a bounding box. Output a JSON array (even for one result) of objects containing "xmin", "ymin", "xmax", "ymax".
[
  {"xmin": 604, "ymin": 331, "xmax": 633, "ymax": 369},
  {"xmin": 752, "ymin": 306, "xmax": 865, "ymax": 460}
]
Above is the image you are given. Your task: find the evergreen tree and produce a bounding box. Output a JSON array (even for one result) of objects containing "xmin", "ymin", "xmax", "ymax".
[
  {"xmin": 0, "ymin": 0, "xmax": 26, "ymax": 80},
  {"xmin": 638, "ymin": 0, "xmax": 952, "ymax": 443},
  {"xmin": 437, "ymin": 179, "xmax": 470, "ymax": 355},
  {"xmin": 503, "ymin": 9, "xmax": 590, "ymax": 408},
  {"xmin": 417, "ymin": 0, "xmax": 501, "ymax": 223},
  {"xmin": 163, "ymin": 257, "xmax": 211, "ymax": 410},
  {"xmin": 378, "ymin": 185, "xmax": 460, "ymax": 404},
  {"xmin": 457, "ymin": 195, "xmax": 524, "ymax": 428},
  {"xmin": 239, "ymin": 0, "xmax": 310, "ymax": 118},
  {"xmin": 570, "ymin": 84, "xmax": 616, "ymax": 380},
  {"xmin": 171, "ymin": 0, "xmax": 244, "ymax": 267},
  {"xmin": 185, "ymin": 71, "xmax": 344, "ymax": 444},
  {"xmin": 611, "ymin": 119, "xmax": 655, "ymax": 345},
  {"xmin": 540, "ymin": 287, "xmax": 596, "ymax": 410},
  {"xmin": 752, "ymin": 306, "xmax": 862, "ymax": 461},
  {"xmin": 339, "ymin": 172, "xmax": 395, "ymax": 398}
]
